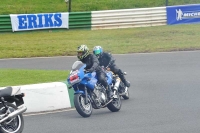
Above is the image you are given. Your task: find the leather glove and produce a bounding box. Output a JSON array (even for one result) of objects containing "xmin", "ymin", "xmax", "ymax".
[{"xmin": 106, "ymin": 67, "xmax": 111, "ymax": 71}]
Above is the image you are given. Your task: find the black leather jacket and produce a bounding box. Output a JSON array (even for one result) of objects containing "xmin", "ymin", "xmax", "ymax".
[
  {"xmin": 98, "ymin": 52, "xmax": 115, "ymax": 67},
  {"xmin": 80, "ymin": 54, "xmax": 102, "ymax": 72}
]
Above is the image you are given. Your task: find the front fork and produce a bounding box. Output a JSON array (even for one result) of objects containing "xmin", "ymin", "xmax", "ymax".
[{"xmin": 84, "ymin": 86, "xmax": 89, "ymax": 104}]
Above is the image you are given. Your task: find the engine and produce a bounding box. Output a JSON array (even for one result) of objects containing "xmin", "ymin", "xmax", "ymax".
[{"xmin": 93, "ymin": 84, "xmax": 106, "ymax": 106}]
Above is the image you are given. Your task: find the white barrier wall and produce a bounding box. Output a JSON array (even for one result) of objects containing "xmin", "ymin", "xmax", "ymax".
[
  {"xmin": 92, "ymin": 7, "xmax": 167, "ymax": 30},
  {"xmin": 1, "ymin": 82, "xmax": 71, "ymax": 113}
]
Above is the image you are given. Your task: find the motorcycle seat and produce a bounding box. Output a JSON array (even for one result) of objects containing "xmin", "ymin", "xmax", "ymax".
[{"xmin": 0, "ymin": 86, "xmax": 21, "ymax": 97}]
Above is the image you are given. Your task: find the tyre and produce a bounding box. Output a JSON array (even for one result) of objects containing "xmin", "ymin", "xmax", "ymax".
[
  {"xmin": 74, "ymin": 93, "xmax": 93, "ymax": 117},
  {"xmin": 107, "ymin": 92, "xmax": 121, "ymax": 112},
  {"xmin": 122, "ymin": 88, "xmax": 130, "ymax": 100},
  {"xmin": 0, "ymin": 103, "xmax": 24, "ymax": 133}
]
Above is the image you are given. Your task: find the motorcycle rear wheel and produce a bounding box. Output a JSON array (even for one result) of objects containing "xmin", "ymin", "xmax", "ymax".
[
  {"xmin": 107, "ymin": 92, "xmax": 121, "ymax": 112},
  {"xmin": 74, "ymin": 93, "xmax": 93, "ymax": 118},
  {"xmin": 0, "ymin": 103, "xmax": 24, "ymax": 133}
]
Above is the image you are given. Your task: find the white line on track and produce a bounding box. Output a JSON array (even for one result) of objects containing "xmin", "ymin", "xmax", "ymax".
[{"xmin": 24, "ymin": 108, "xmax": 75, "ymax": 117}]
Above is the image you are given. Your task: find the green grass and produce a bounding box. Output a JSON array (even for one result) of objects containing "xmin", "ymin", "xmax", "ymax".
[
  {"xmin": 1, "ymin": 24, "xmax": 200, "ymax": 59},
  {"xmin": 0, "ymin": 69, "xmax": 70, "ymax": 87},
  {"xmin": 1, "ymin": 0, "xmax": 199, "ymax": 87},
  {"xmin": 1, "ymin": 24, "xmax": 200, "ymax": 87},
  {"xmin": 0, "ymin": 0, "xmax": 199, "ymax": 14}
]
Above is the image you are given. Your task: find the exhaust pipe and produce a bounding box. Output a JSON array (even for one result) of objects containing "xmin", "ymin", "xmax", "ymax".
[
  {"xmin": 114, "ymin": 78, "xmax": 120, "ymax": 91},
  {"xmin": 0, "ymin": 106, "xmax": 27, "ymax": 123}
]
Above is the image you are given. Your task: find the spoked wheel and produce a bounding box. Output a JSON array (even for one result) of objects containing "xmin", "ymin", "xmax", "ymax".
[
  {"xmin": 74, "ymin": 93, "xmax": 93, "ymax": 117},
  {"xmin": 122, "ymin": 87, "xmax": 130, "ymax": 100},
  {"xmin": 0, "ymin": 103, "xmax": 24, "ymax": 133},
  {"xmin": 107, "ymin": 92, "xmax": 122, "ymax": 112}
]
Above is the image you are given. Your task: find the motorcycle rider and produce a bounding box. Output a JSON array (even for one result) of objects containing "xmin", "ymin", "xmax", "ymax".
[
  {"xmin": 77, "ymin": 44, "xmax": 113, "ymax": 98},
  {"xmin": 93, "ymin": 46, "xmax": 130, "ymax": 88}
]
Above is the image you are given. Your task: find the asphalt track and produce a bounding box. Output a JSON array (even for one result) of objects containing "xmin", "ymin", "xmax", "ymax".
[{"xmin": 1, "ymin": 51, "xmax": 200, "ymax": 133}]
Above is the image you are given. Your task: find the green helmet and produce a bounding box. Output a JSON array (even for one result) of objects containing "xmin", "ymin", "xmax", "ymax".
[
  {"xmin": 77, "ymin": 44, "xmax": 89, "ymax": 60},
  {"xmin": 93, "ymin": 46, "xmax": 103, "ymax": 58}
]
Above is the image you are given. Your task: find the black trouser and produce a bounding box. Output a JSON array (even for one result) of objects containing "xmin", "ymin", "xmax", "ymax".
[
  {"xmin": 110, "ymin": 64, "xmax": 127, "ymax": 86},
  {"xmin": 96, "ymin": 71, "xmax": 108, "ymax": 89}
]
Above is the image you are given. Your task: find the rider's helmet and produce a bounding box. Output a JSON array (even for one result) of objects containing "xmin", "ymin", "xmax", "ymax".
[
  {"xmin": 77, "ymin": 44, "xmax": 90, "ymax": 60},
  {"xmin": 93, "ymin": 46, "xmax": 103, "ymax": 58}
]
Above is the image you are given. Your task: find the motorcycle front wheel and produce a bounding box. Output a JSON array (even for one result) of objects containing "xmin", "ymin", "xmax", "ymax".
[
  {"xmin": 74, "ymin": 93, "xmax": 93, "ymax": 117},
  {"xmin": 0, "ymin": 103, "xmax": 24, "ymax": 133}
]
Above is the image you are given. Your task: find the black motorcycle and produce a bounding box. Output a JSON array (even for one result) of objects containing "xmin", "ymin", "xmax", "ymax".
[
  {"xmin": 0, "ymin": 86, "xmax": 27, "ymax": 133},
  {"xmin": 112, "ymin": 72, "xmax": 130, "ymax": 100}
]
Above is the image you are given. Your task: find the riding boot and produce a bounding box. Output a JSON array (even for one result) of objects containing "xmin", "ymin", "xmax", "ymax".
[
  {"xmin": 106, "ymin": 86, "xmax": 113, "ymax": 99},
  {"xmin": 118, "ymin": 74, "xmax": 130, "ymax": 87},
  {"xmin": 124, "ymin": 80, "xmax": 130, "ymax": 88}
]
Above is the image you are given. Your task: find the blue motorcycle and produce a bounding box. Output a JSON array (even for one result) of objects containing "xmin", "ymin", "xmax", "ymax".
[{"xmin": 67, "ymin": 61, "xmax": 122, "ymax": 117}]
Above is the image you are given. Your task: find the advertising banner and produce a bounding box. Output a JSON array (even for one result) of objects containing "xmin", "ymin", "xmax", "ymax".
[
  {"xmin": 167, "ymin": 4, "xmax": 200, "ymax": 25},
  {"xmin": 10, "ymin": 13, "xmax": 69, "ymax": 32}
]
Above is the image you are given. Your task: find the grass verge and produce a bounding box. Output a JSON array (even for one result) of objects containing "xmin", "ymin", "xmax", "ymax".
[
  {"xmin": 0, "ymin": 69, "xmax": 69, "ymax": 87},
  {"xmin": 1, "ymin": 24, "xmax": 200, "ymax": 59},
  {"xmin": 1, "ymin": 24, "xmax": 200, "ymax": 87}
]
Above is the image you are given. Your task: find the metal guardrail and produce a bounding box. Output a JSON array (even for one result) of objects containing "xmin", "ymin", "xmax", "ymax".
[
  {"xmin": 91, "ymin": 7, "xmax": 166, "ymax": 30},
  {"xmin": 69, "ymin": 12, "xmax": 91, "ymax": 29},
  {"xmin": 1, "ymin": 5, "xmax": 186, "ymax": 32},
  {"xmin": 0, "ymin": 15, "xmax": 12, "ymax": 32},
  {"xmin": 0, "ymin": 12, "xmax": 92, "ymax": 32}
]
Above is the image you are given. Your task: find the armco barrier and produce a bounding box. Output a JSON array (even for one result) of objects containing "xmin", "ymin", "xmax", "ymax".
[
  {"xmin": 0, "ymin": 15, "xmax": 12, "ymax": 32},
  {"xmin": 0, "ymin": 12, "xmax": 91, "ymax": 32},
  {"xmin": 0, "ymin": 7, "xmax": 168, "ymax": 32},
  {"xmin": 91, "ymin": 7, "xmax": 167, "ymax": 30},
  {"xmin": 2, "ymin": 4, "xmax": 200, "ymax": 32},
  {"xmin": 69, "ymin": 12, "xmax": 91, "ymax": 29},
  {"xmin": 0, "ymin": 82, "xmax": 74, "ymax": 113}
]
